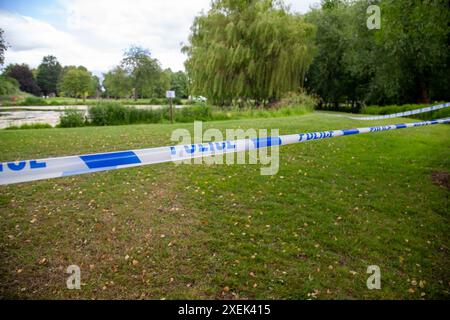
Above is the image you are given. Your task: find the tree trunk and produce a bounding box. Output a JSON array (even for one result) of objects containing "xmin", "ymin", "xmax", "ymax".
[{"xmin": 418, "ymin": 80, "xmax": 430, "ymax": 104}]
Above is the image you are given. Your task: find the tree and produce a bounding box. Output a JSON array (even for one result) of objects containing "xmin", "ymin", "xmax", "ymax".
[
  {"xmin": 183, "ymin": 0, "xmax": 316, "ymax": 105},
  {"xmin": 121, "ymin": 46, "xmax": 164, "ymax": 99},
  {"xmin": 36, "ymin": 55, "xmax": 62, "ymax": 96},
  {"xmin": 170, "ymin": 70, "xmax": 189, "ymax": 98},
  {"xmin": 0, "ymin": 28, "xmax": 7, "ymax": 66},
  {"xmin": 0, "ymin": 76, "xmax": 19, "ymax": 96},
  {"xmin": 373, "ymin": 0, "xmax": 449, "ymax": 104},
  {"xmin": 59, "ymin": 66, "xmax": 93, "ymax": 101},
  {"xmin": 90, "ymin": 75, "xmax": 101, "ymax": 98},
  {"xmin": 305, "ymin": 0, "xmax": 450, "ymax": 106},
  {"xmin": 103, "ymin": 66, "xmax": 132, "ymax": 98},
  {"xmin": 155, "ymin": 68, "xmax": 171, "ymax": 98},
  {"xmin": 3, "ymin": 64, "xmax": 41, "ymax": 95},
  {"xmin": 304, "ymin": 0, "xmax": 358, "ymax": 109}
]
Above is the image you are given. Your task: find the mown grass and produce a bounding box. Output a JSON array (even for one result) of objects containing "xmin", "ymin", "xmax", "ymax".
[{"xmin": 0, "ymin": 113, "xmax": 449, "ymax": 299}]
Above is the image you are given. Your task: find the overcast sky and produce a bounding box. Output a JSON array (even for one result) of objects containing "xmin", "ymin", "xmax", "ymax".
[{"xmin": 0, "ymin": 0, "xmax": 320, "ymax": 77}]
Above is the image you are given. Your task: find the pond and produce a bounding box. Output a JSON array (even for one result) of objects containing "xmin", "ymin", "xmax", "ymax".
[{"xmin": 0, "ymin": 105, "xmax": 183, "ymax": 129}]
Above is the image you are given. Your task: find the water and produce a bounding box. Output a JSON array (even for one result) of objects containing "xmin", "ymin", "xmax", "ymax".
[{"xmin": 0, "ymin": 105, "xmax": 183, "ymax": 129}]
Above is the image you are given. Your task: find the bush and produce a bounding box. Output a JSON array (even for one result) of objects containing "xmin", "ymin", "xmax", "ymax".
[
  {"xmin": 273, "ymin": 91, "xmax": 317, "ymax": 111},
  {"xmin": 0, "ymin": 76, "xmax": 20, "ymax": 96},
  {"xmin": 175, "ymin": 105, "xmax": 212, "ymax": 122},
  {"xmin": 171, "ymin": 97, "xmax": 183, "ymax": 105},
  {"xmin": 89, "ymin": 102, "xmax": 129, "ymax": 125},
  {"xmin": 146, "ymin": 97, "xmax": 183, "ymax": 105},
  {"xmin": 149, "ymin": 97, "xmax": 163, "ymax": 105},
  {"xmin": 5, "ymin": 123, "xmax": 52, "ymax": 130},
  {"xmin": 59, "ymin": 109, "xmax": 86, "ymax": 127},
  {"xmin": 22, "ymin": 96, "xmax": 48, "ymax": 106},
  {"xmin": 89, "ymin": 102, "xmax": 168, "ymax": 126}
]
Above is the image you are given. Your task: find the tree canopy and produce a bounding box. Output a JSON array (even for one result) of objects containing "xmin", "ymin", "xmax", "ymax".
[
  {"xmin": 59, "ymin": 66, "xmax": 95, "ymax": 101},
  {"xmin": 3, "ymin": 64, "xmax": 41, "ymax": 96},
  {"xmin": 169, "ymin": 70, "xmax": 189, "ymax": 99},
  {"xmin": 103, "ymin": 66, "xmax": 132, "ymax": 99},
  {"xmin": 305, "ymin": 0, "xmax": 450, "ymax": 107},
  {"xmin": 121, "ymin": 46, "xmax": 166, "ymax": 99},
  {"xmin": 183, "ymin": 0, "xmax": 316, "ymax": 105},
  {"xmin": 36, "ymin": 55, "xmax": 62, "ymax": 96}
]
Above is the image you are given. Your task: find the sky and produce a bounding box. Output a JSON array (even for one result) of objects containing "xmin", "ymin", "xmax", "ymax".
[{"xmin": 0, "ymin": 0, "xmax": 320, "ymax": 77}]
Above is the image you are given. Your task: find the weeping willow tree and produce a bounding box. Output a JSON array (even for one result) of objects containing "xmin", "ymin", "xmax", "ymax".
[{"xmin": 183, "ymin": 0, "xmax": 316, "ymax": 106}]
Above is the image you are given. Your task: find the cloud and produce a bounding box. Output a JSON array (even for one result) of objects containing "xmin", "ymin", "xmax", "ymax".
[
  {"xmin": 0, "ymin": 9, "xmax": 121, "ymax": 75},
  {"xmin": 0, "ymin": 0, "xmax": 317, "ymax": 76}
]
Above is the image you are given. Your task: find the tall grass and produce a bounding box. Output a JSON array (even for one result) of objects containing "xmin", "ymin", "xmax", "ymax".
[
  {"xmin": 59, "ymin": 109, "xmax": 87, "ymax": 128},
  {"xmin": 84, "ymin": 102, "xmax": 314, "ymax": 127},
  {"xmin": 89, "ymin": 102, "xmax": 168, "ymax": 125},
  {"xmin": 3, "ymin": 100, "xmax": 314, "ymax": 130}
]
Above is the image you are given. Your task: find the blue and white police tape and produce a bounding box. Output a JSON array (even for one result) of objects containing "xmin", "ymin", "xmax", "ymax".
[
  {"xmin": 1, "ymin": 117, "xmax": 449, "ymax": 185},
  {"xmin": 348, "ymin": 102, "xmax": 450, "ymax": 120}
]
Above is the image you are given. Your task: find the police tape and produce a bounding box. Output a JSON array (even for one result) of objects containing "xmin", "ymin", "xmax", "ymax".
[
  {"xmin": 348, "ymin": 102, "xmax": 450, "ymax": 120},
  {"xmin": 1, "ymin": 117, "xmax": 449, "ymax": 185}
]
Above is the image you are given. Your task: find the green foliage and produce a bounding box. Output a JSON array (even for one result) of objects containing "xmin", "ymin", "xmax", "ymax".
[
  {"xmin": 169, "ymin": 70, "xmax": 189, "ymax": 98},
  {"xmin": 272, "ymin": 91, "xmax": 318, "ymax": 110},
  {"xmin": 22, "ymin": 96, "xmax": 47, "ymax": 106},
  {"xmin": 86, "ymin": 101, "xmax": 312, "ymax": 126},
  {"xmin": 306, "ymin": 0, "xmax": 450, "ymax": 107},
  {"xmin": 175, "ymin": 104, "xmax": 212, "ymax": 122},
  {"xmin": 88, "ymin": 102, "xmax": 166, "ymax": 126},
  {"xmin": 305, "ymin": 1, "xmax": 354, "ymax": 107},
  {"xmin": 3, "ymin": 64, "xmax": 41, "ymax": 96},
  {"xmin": 59, "ymin": 109, "xmax": 86, "ymax": 127},
  {"xmin": 59, "ymin": 66, "xmax": 94, "ymax": 100},
  {"xmin": 184, "ymin": 0, "xmax": 316, "ymax": 105},
  {"xmin": 121, "ymin": 46, "xmax": 166, "ymax": 99},
  {"xmin": 0, "ymin": 75, "xmax": 20, "ymax": 96},
  {"xmin": 5, "ymin": 123, "xmax": 52, "ymax": 130},
  {"xmin": 36, "ymin": 55, "xmax": 62, "ymax": 96},
  {"xmin": 373, "ymin": 0, "xmax": 449, "ymax": 104},
  {"xmin": 103, "ymin": 66, "xmax": 132, "ymax": 98}
]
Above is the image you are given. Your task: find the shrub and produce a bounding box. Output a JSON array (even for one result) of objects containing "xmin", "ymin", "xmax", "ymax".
[
  {"xmin": 59, "ymin": 109, "xmax": 86, "ymax": 127},
  {"xmin": 89, "ymin": 102, "xmax": 122, "ymax": 125},
  {"xmin": 0, "ymin": 76, "xmax": 20, "ymax": 96},
  {"xmin": 273, "ymin": 91, "xmax": 317, "ymax": 111},
  {"xmin": 170, "ymin": 97, "xmax": 182, "ymax": 105},
  {"xmin": 175, "ymin": 105, "xmax": 212, "ymax": 122},
  {"xmin": 22, "ymin": 96, "xmax": 48, "ymax": 106},
  {"xmin": 5, "ymin": 123, "xmax": 52, "ymax": 130},
  {"xmin": 89, "ymin": 102, "xmax": 169, "ymax": 126},
  {"xmin": 149, "ymin": 97, "xmax": 163, "ymax": 105}
]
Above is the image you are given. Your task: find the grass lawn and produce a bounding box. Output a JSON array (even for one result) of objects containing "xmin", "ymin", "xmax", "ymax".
[{"xmin": 0, "ymin": 112, "xmax": 449, "ymax": 299}]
